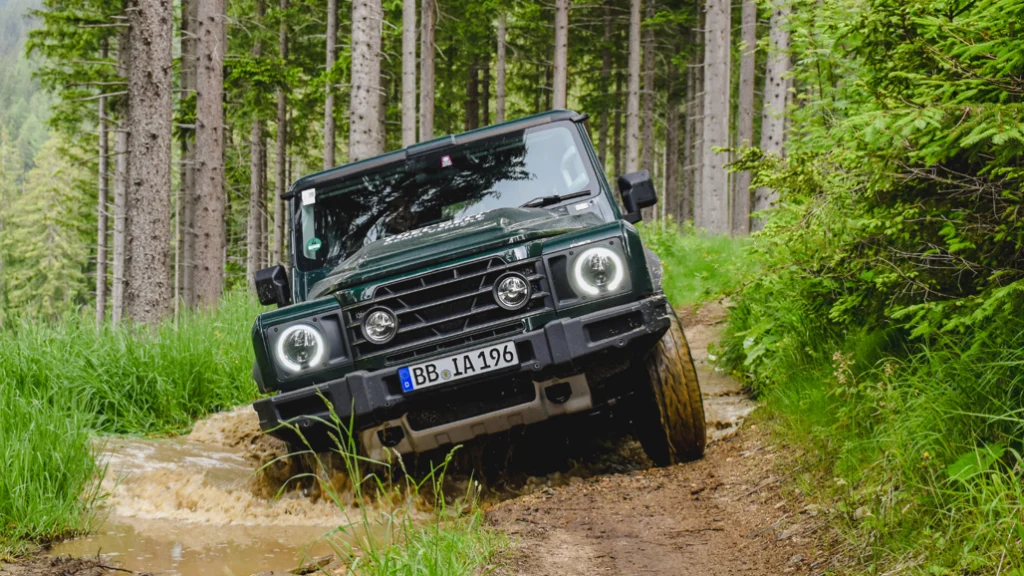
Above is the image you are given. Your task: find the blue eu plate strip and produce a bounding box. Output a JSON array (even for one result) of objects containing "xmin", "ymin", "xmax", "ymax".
[{"xmin": 398, "ymin": 367, "xmax": 414, "ymax": 392}]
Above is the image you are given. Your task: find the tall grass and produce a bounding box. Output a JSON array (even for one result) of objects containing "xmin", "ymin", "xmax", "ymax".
[
  {"xmin": 0, "ymin": 292, "xmax": 263, "ymax": 557},
  {"xmin": 276, "ymin": 404, "xmax": 505, "ymax": 575},
  {"xmin": 638, "ymin": 220, "xmax": 757, "ymax": 307},
  {"xmin": 722, "ymin": 284, "xmax": 1024, "ymax": 573}
]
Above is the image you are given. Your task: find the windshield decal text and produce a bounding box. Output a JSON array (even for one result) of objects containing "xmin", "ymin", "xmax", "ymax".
[{"xmin": 382, "ymin": 212, "xmax": 487, "ymax": 245}]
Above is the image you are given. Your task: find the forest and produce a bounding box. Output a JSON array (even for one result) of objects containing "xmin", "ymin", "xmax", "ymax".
[{"xmin": 1, "ymin": 0, "xmax": 1023, "ymax": 574}]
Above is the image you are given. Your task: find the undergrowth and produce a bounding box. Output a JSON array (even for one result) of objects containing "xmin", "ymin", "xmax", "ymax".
[
  {"xmin": 638, "ymin": 219, "xmax": 756, "ymax": 307},
  {"xmin": 0, "ymin": 292, "xmax": 262, "ymax": 557}
]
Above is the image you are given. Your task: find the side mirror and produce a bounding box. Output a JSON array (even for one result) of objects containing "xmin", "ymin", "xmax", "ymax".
[
  {"xmin": 617, "ymin": 170, "xmax": 657, "ymax": 224},
  {"xmin": 255, "ymin": 265, "xmax": 292, "ymax": 308}
]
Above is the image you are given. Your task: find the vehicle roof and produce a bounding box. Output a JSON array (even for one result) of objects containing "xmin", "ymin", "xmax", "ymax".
[{"xmin": 283, "ymin": 109, "xmax": 588, "ymax": 199}]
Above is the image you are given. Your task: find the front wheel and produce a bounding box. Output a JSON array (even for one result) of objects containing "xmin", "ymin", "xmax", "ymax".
[{"xmin": 632, "ymin": 311, "xmax": 706, "ymax": 466}]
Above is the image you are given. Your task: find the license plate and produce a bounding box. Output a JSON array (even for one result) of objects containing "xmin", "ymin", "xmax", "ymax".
[{"xmin": 398, "ymin": 341, "xmax": 519, "ymax": 392}]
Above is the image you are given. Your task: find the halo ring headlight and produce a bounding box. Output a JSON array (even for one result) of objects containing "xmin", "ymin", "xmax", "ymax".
[
  {"xmin": 572, "ymin": 246, "xmax": 625, "ymax": 296},
  {"xmin": 493, "ymin": 272, "xmax": 532, "ymax": 310},
  {"xmin": 361, "ymin": 307, "xmax": 399, "ymax": 345},
  {"xmin": 276, "ymin": 324, "xmax": 325, "ymax": 373}
]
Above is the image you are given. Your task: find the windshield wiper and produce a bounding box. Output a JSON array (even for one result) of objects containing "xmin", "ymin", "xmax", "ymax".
[{"xmin": 519, "ymin": 190, "xmax": 591, "ymax": 209}]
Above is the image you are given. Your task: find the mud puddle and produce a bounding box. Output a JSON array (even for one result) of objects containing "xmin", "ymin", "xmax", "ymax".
[{"xmin": 52, "ymin": 411, "xmax": 408, "ymax": 576}]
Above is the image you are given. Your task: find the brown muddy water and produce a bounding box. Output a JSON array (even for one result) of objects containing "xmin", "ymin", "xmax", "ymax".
[
  {"xmin": 52, "ymin": 306, "xmax": 756, "ymax": 576},
  {"xmin": 51, "ymin": 410, "xmax": 417, "ymax": 576}
]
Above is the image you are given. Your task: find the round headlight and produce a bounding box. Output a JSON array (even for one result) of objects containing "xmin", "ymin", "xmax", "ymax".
[
  {"xmin": 276, "ymin": 324, "xmax": 325, "ymax": 372},
  {"xmin": 494, "ymin": 273, "xmax": 531, "ymax": 310},
  {"xmin": 573, "ymin": 247, "xmax": 625, "ymax": 296},
  {"xmin": 361, "ymin": 307, "xmax": 398, "ymax": 344}
]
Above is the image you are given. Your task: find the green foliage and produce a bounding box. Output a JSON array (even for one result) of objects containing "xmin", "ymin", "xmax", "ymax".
[
  {"xmin": 639, "ymin": 220, "xmax": 758, "ymax": 307},
  {"xmin": 722, "ymin": 0, "xmax": 1024, "ymax": 572},
  {"xmin": 0, "ymin": 293, "xmax": 263, "ymax": 555}
]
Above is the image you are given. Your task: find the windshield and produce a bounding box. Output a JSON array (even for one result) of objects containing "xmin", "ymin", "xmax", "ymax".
[{"xmin": 293, "ymin": 122, "xmax": 598, "ymax": 271}]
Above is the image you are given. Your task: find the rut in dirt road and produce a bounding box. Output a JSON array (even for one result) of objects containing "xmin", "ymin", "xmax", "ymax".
[{"xmin": 488, "ymin": 304, "xmax": 827, "ymax": 575}]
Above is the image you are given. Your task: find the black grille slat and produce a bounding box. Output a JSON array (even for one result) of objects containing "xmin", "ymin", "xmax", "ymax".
[{"xmin": 345, "ymin": 256, "xmax": 552, "ymax": 362}]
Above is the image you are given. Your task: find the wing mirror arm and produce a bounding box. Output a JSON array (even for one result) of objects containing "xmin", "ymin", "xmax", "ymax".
[
  {"xmin": 254, "ymin": 265, "xmax": 292, "ymax": 308},
  {"xmin": 617, "ymin": 170, "xmax": 658, "ymax": 224}
]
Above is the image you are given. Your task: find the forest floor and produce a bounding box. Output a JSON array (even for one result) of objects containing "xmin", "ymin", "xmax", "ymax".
[{"xmin": 487, "ymin": 303, "xmax": 839, "ymax": 575}]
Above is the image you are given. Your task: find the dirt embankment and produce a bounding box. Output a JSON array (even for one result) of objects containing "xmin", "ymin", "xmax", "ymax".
[{"xmin": 487, "ymin": 303, "xmax": 833, "ymax": 575}]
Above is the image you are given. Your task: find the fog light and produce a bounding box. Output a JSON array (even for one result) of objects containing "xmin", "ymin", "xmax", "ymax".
[
  {"xmin": 362, "ymin": 307, "xmax": 398, "ymax": 344},
  {"xmin": 494, "ymin": 273, "xmax": 531, "ymax": 310}
]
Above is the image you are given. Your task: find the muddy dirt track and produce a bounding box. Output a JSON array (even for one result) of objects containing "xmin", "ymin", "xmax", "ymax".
[
  {"xmin": 487, "ymin": 304, "xmax": 829, "ymax": 575},
  {"xmin": 1, "ymin": 303, "xmax": 832, "ymax": 576}
]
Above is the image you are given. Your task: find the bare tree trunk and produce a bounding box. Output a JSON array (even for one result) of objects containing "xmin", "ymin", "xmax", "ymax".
[
  {"xmin": 465, "ymin": 62, "xmax": 479, "ymax": 130},
  {"xmin": 481, "ymin": 55, "xmax": 490, "ymax": 125},
  {"xmin": 692, "ymin": 17, "xmax": 705, "ymax": 228},
  {"xmin": 701, "ymin": 0, "xmax": 730, "ymax": 234},
  {"xmin": 665, "ymin": 67, "xmax": 679, "ymax": 224},
  {"xmin": 640, "ymin": 0, "xmax": 656, "ymax": 219},
  {"xmin": 193, "ymin": 0, "xmax": 226, "ymax": 309},
  {"xmin": 124, "ymin": 0, "xmax": 173, "ymax": 324},
  {"xmin": 245, "ymin": 127, "xmax": 265, "ymax": 287},
  {"xmin": 681, "ymin": 53, "xmax": 694, "ymax": 221},
  {"xmin": 418, "ymin": 0, "xmax": 435, "ymax": 141},
  {"xmin": 324, "ymin": 0, "xmax": 338, "ymax": 168},
  {"xmin": 625, "ymin": 0, "xmax": 641, "ymax": 173},
  {"xmin": 273, "ymin": 0, "xmax": 288, "ymax": 265},
  {"xmin": 401, "ymin": 0, "xmax": 417, "ymax": 147},
  {"xmin": 176, "ymin": 0, "xmax": 198, "ymax": 312},
  {"xmin": 247, "ymin": 0, "xmax": 266, "ymax": 289},
  {"xmin": 597, "ymin": 1, "xmax": 611, "ymax": 168},
  {"xmin": 112, "ymin": 30, "xmax": 129, "ymax": 325},
  {"xmin": 733, "ymin": 0, "xmax": 756, "ymax": 235},
  {"xmin": 350, "ymin": 0, "xmax": 384, "ymax": 162},
  {"xmin": 613, "ymin": 70, "xmax": 623, "ymax": 177},
  {"xmin": 95, "ymin": 42, "xmax": 109, "ymax": 328},
  {"xmin": 495, "ymin": 12, "xmax": 506, "ymax": 124},
  {"xmin": 754, "ymin": 2, "xmax": 791, "ymax": 230},
  {"xmin": 552, "ymin": 0, "xmax": 569, "ymax": 109}
]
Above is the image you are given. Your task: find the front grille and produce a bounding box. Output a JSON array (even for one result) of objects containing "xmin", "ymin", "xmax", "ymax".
[{"xmin": 345, "ymin": 256, "xmax": 551, "ymax": 362}]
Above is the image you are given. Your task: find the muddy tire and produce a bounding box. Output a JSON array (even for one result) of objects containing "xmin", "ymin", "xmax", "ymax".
[{"xmin": 632, "ymin": 311, "xmax": 706, "ymax": 466}]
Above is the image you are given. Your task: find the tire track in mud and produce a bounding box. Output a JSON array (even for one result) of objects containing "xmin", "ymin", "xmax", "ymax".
[{"xmin": 487, "ymin": 302, "xmax": 825, "ymax": 575}]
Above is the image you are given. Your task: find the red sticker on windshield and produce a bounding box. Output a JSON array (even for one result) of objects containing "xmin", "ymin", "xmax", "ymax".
[{"xmin": 441, "ymin": 155, "xmax": 453, "ymax": 168}]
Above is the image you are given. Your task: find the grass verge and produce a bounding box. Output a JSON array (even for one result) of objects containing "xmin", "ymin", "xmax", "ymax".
[{"xmin": 0, "ymin": 292, "xmax": 262, "ymax": 557}]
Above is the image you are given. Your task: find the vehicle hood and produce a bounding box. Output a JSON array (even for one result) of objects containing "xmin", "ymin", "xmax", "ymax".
[{"xmin": 307, "ymin": 207, "xmax": 604, "ymax": 298}]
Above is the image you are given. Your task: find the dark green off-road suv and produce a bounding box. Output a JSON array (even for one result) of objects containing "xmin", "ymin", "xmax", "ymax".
[{"xmin": 251, "ymin": 110, "xmax": 705, "ymax": 466}]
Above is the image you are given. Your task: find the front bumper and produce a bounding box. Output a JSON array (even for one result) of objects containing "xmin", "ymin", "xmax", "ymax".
[{"xmin": 253, "ymin": 295, "xmax": 672, "ymax": 449}]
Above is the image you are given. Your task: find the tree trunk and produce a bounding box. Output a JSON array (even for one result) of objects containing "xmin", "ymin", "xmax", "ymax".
[
  {"xmin": 124, "ymin": 0, "xmax": 173, "ymax": 324},
  {"xmin": 481, "ymin": 55, "xmax": 490, "ymax": 125},
  {"xmin": 754, "ymin": 2, "xmax": 791, "ymax": 229},
  {"xmin": 692, "ymin": 18, "xmax": 704, "ymax": 228},
  {"xmin": 247, "ymin": 0, "xmax": 266, "ymax": 290},
  {"xmin": 112, "ymin": 30, "xmax": 129, "ymax": 325},
  {"xmin": 640, "ymin": 0, "xmax": 656, "ymax": 219},
  {"xmin": 597, "ymin": 1, "xmax": 611, "ymax": 168},
  {"xmin": 681, "ymin": 51, "xmax": 694, "ymax": 221},
  {"xmin": 465, "ymin": 62, "xmax": 479, "ymax": 130},
  {"xmin": 733, "ymin": 0, "xmax": 756, "ymax": 235},
  {"xmin": 552, "ymin": 0, "xmax": 569, "ymax": 109},
  {"xmin": 323, "ymin": 0, "xmax": 338, "ymax": 168},
  {"xmin": 176, "ymin": 0, "xmax": 198, "ymax": 312},
  {"xmin": 613, "ymin": 70, "xmax": 623, "ymax": 177},
  {"xmin": 273, "ymin": 0, "xmax": 288, "ymax": 265},
  {"xmin": 625, "ymin": 0, "xmax": 641, "ymax": 173},
  {"xmin": 418, "ymin": 0, "xmax": 435, "ymax": 141},
  {"xmin": 350, "ymin": 0, "xmax": 384, "ymax": 162},
  {"xmin": 495, "ymin": 12, "xmax": 506, "ymax": 124},
  {"xmin": 95, "ymin": 42, "xmax": 109, "ymax": 328},
  {"xmin": 701, "ymin": 0, "xmax": 730, "ymax": 234},
  {"xmin": 193, "ymin": 0, "xmax": 226, "ymax": 309},
  {"xmin": 665, "ymin": 68, "xmax": 679, "ymax": 224},
  {"xmin": 401, "ymin": 0, "xmax": 417, "ymax": 147}
]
